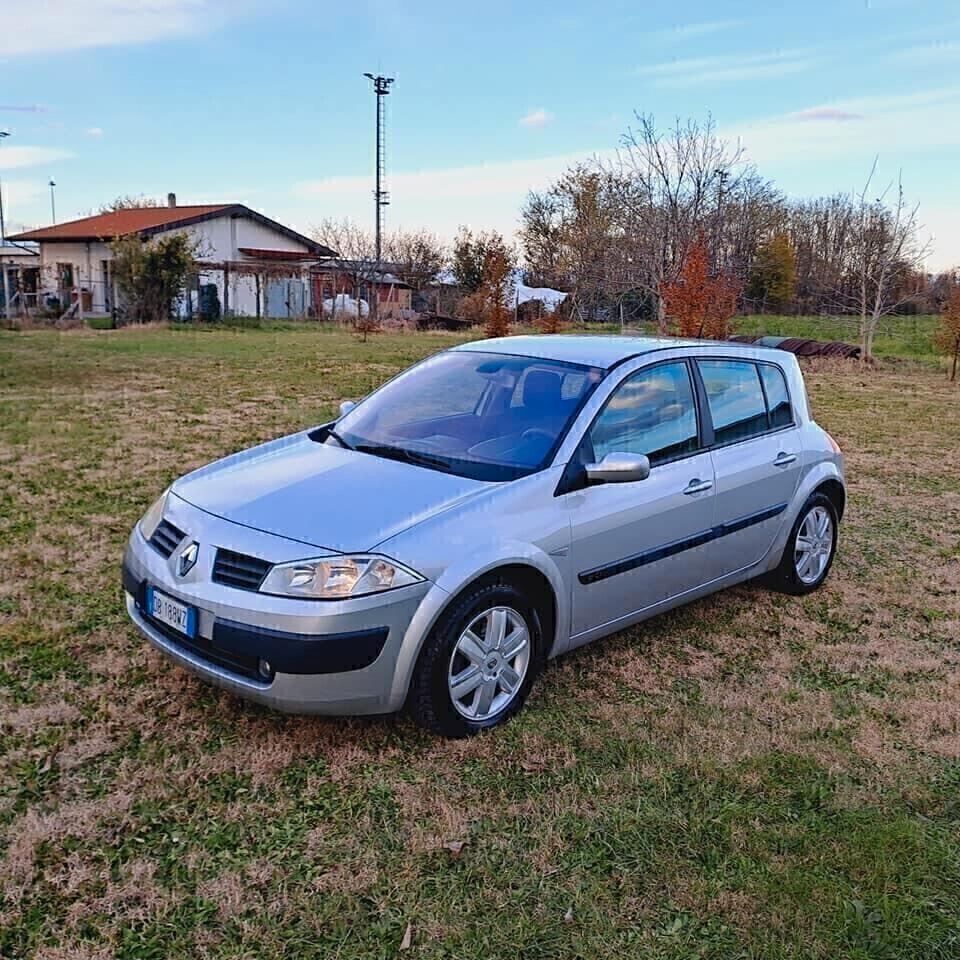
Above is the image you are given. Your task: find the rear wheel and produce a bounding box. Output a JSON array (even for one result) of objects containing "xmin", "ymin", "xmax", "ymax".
[
  {"xmin": 407, "ymin": 580, "xmax": 544, "ymax": 738},
  {"xmin": 765, "ymin": 492, "xmax": 838, "ymax": 595}
]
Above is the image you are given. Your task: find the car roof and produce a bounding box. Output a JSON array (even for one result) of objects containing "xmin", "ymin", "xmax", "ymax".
[{"xmin": 451, "ymin": 334, "xmax": 774, "ymax": 371}]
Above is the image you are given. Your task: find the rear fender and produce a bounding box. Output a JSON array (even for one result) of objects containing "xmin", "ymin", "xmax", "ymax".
[{"xmin": 759, "ymin": 460, "xmax": 845, "ymax": 573}]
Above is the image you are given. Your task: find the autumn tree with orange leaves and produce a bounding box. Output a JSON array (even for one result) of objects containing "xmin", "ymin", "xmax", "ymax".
[
  {"xmin": 457, "ymin": 233, "xmax": 515, "ymax": 338},
  {"xmin": 934, "ymin": 279, "xmax": 960, "ymax": 381},
  {"xmin": 661, "ymin": 233, "xmax": 741, "ymax": 339}
]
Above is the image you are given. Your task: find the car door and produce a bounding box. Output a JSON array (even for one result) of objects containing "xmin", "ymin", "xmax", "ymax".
[
  {"xmin": 697, "ymin": 358, "xmax": 803, "ymax": 578},
  {"xmin": 565, "ymin": 359, "xmax": 717, "ymax": 639}
]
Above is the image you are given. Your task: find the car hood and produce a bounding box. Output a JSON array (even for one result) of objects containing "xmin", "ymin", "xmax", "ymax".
[{"xmin": 171, "ymin": 431, "xmax": 490, "ymax": 553}]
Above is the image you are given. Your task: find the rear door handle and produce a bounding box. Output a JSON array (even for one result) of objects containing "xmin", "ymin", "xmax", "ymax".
[
  {"xmin": 773, "ymin": 452, "xmax": 797, "ymax": 467},
  {"xmin": 683, "ymin": 479, "xmax": 713, "ymax": 495}
]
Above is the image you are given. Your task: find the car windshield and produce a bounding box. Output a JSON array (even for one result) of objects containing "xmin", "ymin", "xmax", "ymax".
[{"xmin": 330, "ymin": 350, "xmax": 604, "ymax": 481}]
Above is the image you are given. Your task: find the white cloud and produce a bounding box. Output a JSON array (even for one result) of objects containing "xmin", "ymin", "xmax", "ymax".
[
  {"xmin": 0, "ymin": 0, "xmax": 249, "ymax": 57},
  {"xmin": 519, "ymin": 109, "xmax": 553, "ymax": 129},
  {"xmin": 789, "ymin": 107, "xmax": 863, "ymax": 123},
  {"xmin": 86, "ymin": 127, "xmax": 104, "ymax": 138},
  {"xmin": 921, "ymin": 203, "xmax": 960, "ymax": 271},
  {"xmin": 728, "ymin": 86, "xmax": 960, "ymax": 167},
  {"xmin": 0, "ymin": 179, "xmax": 48, "ymax": 209},
  {"xmin": 635, "ymin": 49, "xmax": 818, "ymax": 87},
  {"xmin": 0, "ymin": 104, "xmax": 51, "ymax": 114},
  {"xmin": 293, "ymin": 151, "xmax": 601, "ymax": 240},
  {"xmin": 0, "ymin": 145, "xmax": 75, "ymax": 170}
]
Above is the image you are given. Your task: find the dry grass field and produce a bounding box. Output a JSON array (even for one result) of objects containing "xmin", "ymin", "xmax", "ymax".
[{"xmin": 1, "ymin": 325, "xmax": 958, "ymax": 959}]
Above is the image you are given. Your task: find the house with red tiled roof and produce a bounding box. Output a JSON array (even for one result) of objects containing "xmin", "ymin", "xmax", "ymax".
[{"xmin": 7, "ymin": 195, "xmax": 337, "ymax": 319}]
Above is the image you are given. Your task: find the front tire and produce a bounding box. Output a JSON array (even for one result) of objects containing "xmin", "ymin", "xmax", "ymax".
[
  {"xmin": 407, "ymin": 580, "xmax": 544, "ymax": 738},
  {"xmin": 765, "ymin": 492, "xmax": 838, "ymax": 595}
]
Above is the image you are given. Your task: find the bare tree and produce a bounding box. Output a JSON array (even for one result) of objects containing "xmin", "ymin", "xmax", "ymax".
[
  {"xmin": 518, "ymin": 113, "xmax": 939, "ymax": 337},
  {"xmin": 385, "ymin": 228, "xmax": 446, "ymax": 295},
  {"xmin": 781, "ymin": 195, "xmax": 857, "ymax": 315},
  {"xmin": 520, "ymin": 165, "xmax": 637, "ymax": 323},
  {"xmin": 716, "ymin": 171, "xmax": 784, "ymax": 281},
  {"xmin": 836, "ymin": 164, "xmax": 931, "ymax": 361},
  {"xmin": 518, "ymin": 190, "xmax": 566, "ymax": 288},
  {"xmin": 521, "ymin": 115, "xmax": 771, "ymax": 329},
  {"xmin": 98, "ymin": 194, "xmax": 160, "ymax": 213},
  {"xmin": 608, "ymin": 113, "xmax": 752, "ymax": 329},
  {"xmin": 310, "ymin": 217, "xmax": 381, "ymax": 333}
]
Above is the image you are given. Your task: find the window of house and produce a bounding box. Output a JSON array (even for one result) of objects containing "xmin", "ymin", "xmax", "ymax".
[
  {"xmin": 698, "ymin": 360, "xmax": 769, "ymax": 444},
  {"xmin": 587, "ymin": 361, "xmax": 699, "ymax": 465}
]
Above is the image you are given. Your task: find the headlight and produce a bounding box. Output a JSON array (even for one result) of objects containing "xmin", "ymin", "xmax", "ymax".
[
  {"xmin": 138, "ymin": 489, "xmax": 169, "ymax": 541},
  {"xmin": 259, "ymin": 555, "xmax": 423, "ymax": 600}
]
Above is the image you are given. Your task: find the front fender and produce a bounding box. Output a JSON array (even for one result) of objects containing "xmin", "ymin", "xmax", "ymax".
[{"xmin": 385, "ymin": 542, "xmax": 570, "ymax": 710}]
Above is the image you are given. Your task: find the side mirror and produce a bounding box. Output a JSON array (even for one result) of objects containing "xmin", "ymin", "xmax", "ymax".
[
  {"xmin": 585, "ymin": 452, "xmax": 651, "ymax": 484},
  {"xmin": 338, "ymin": 400, "xmax": 357, "ymax": 417}
]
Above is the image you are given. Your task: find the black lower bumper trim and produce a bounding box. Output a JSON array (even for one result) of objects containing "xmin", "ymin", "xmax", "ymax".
[
  {"xmin": 211, "ymin": 619, "xmax": 389, "ymax": 675},
  {"xmin": 122, "ymin": 560, "xmax": 139, "ymax": 599}
]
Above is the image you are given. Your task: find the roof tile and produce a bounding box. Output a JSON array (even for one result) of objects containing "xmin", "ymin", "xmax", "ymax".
[{"xmin": 8, "ymin": 205, "xmax": 234, "ymax": 242}]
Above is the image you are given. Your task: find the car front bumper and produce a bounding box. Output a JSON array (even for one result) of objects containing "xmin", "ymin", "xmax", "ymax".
[{"xmin": 122, "ymin": 492, "xmax": 433, "ymax": 715}]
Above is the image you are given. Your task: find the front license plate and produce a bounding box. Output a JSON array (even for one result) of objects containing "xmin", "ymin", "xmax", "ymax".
[{"xmin": 146, "ymin": 586, "xmax": 197, "ymax": 639}]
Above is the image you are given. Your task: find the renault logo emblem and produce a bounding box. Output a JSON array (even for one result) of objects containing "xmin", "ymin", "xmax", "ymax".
[{"xmin": 177, "ymin": 541, "xmax": 199, "ymax": 577}]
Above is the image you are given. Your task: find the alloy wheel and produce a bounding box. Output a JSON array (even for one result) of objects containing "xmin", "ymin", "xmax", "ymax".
[
  {"xmin": 794, "ymin": 505, "xmax": 833, "ymax": 585},
  {"xmin": 447, "ymin": 606, "xmax": 531, "ymax": 721}
]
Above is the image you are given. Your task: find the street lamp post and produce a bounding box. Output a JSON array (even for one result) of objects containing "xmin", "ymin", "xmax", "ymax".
[
  {"xmin": 49, "ymin": 179, "xmax": 57, "ymax": 224},
  {"xmin": 0, "ymin": 131, "xmax": 11, "ymax": 322}
]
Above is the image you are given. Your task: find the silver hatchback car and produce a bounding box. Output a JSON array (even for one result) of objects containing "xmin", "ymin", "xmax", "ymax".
[{"xmin": 123, "ymin": 335, "xmax": 844, "ymax": 737}]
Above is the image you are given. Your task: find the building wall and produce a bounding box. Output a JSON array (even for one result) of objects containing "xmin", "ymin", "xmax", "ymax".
[
  {"xmin": 34, "ymin": 240, "xmax": 113, "ymax": 312},
  {"xmin": 187, "ymin": 215, "xmax": 311, "ymax": 259},
  {"xmin": 33, "ymin": 213, "xmax": 314, "ymax": 316},
  {"xmin": 186, "ymin": 214, "xmax": 314, "ymax": 317}
]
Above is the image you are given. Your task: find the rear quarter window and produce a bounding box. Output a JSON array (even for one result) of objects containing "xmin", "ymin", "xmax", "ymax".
[{"xmin": 759, "ymin": 364, "xmax": 793, "ymax": 427}]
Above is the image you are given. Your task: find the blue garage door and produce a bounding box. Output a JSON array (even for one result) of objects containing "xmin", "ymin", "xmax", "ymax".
[{"xmin": 266, "ymin": 279, "xmax": 307, "ymax": 318}]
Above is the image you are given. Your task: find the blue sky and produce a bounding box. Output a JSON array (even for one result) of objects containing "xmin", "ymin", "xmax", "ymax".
[{"xmin": 2, "ymin": 0, "xmax": 958, "ymax": 268}]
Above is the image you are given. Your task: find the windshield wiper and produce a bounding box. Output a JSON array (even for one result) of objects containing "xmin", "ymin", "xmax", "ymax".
[
  {"xmin": 326, "ymin": 427, "xmax": 355, "ymax": 450},
  {"xmin": 354, "ymin": 442, "xmax": 453, "ymax": 473}
]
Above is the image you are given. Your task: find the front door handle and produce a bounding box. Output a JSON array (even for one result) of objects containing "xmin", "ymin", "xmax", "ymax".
[
  {"xmin": 683, "ymin": 479, "xmax": 713, "ymax": 495},
  {"xmin": 773, "ymin": 452, "xmax": 797, "ymax": 467}
]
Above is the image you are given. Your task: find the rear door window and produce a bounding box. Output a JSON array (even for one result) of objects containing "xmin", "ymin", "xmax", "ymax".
[{"xmin": 698, "ymin": 360, "xmax": 769, "ymax": 444}]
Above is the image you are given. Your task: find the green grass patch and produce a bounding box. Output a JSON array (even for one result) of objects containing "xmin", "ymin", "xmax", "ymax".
[{"xmin": 733, "ymin": 313, "xmax": 940, "ymax": 359}]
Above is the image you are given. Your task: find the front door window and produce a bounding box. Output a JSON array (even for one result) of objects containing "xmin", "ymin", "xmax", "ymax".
[{"xmin": 586, "ymin": 360, "xmax": 699, "ymax": 465}]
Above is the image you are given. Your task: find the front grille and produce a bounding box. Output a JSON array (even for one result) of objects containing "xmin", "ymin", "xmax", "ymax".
[
  {"xmin": 212, "ymin": 548, "xmax": 271, "ymax": 591},
  {"xmin": 149, "ymin": 519, "xmax": 186, "ymax": 557}
]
